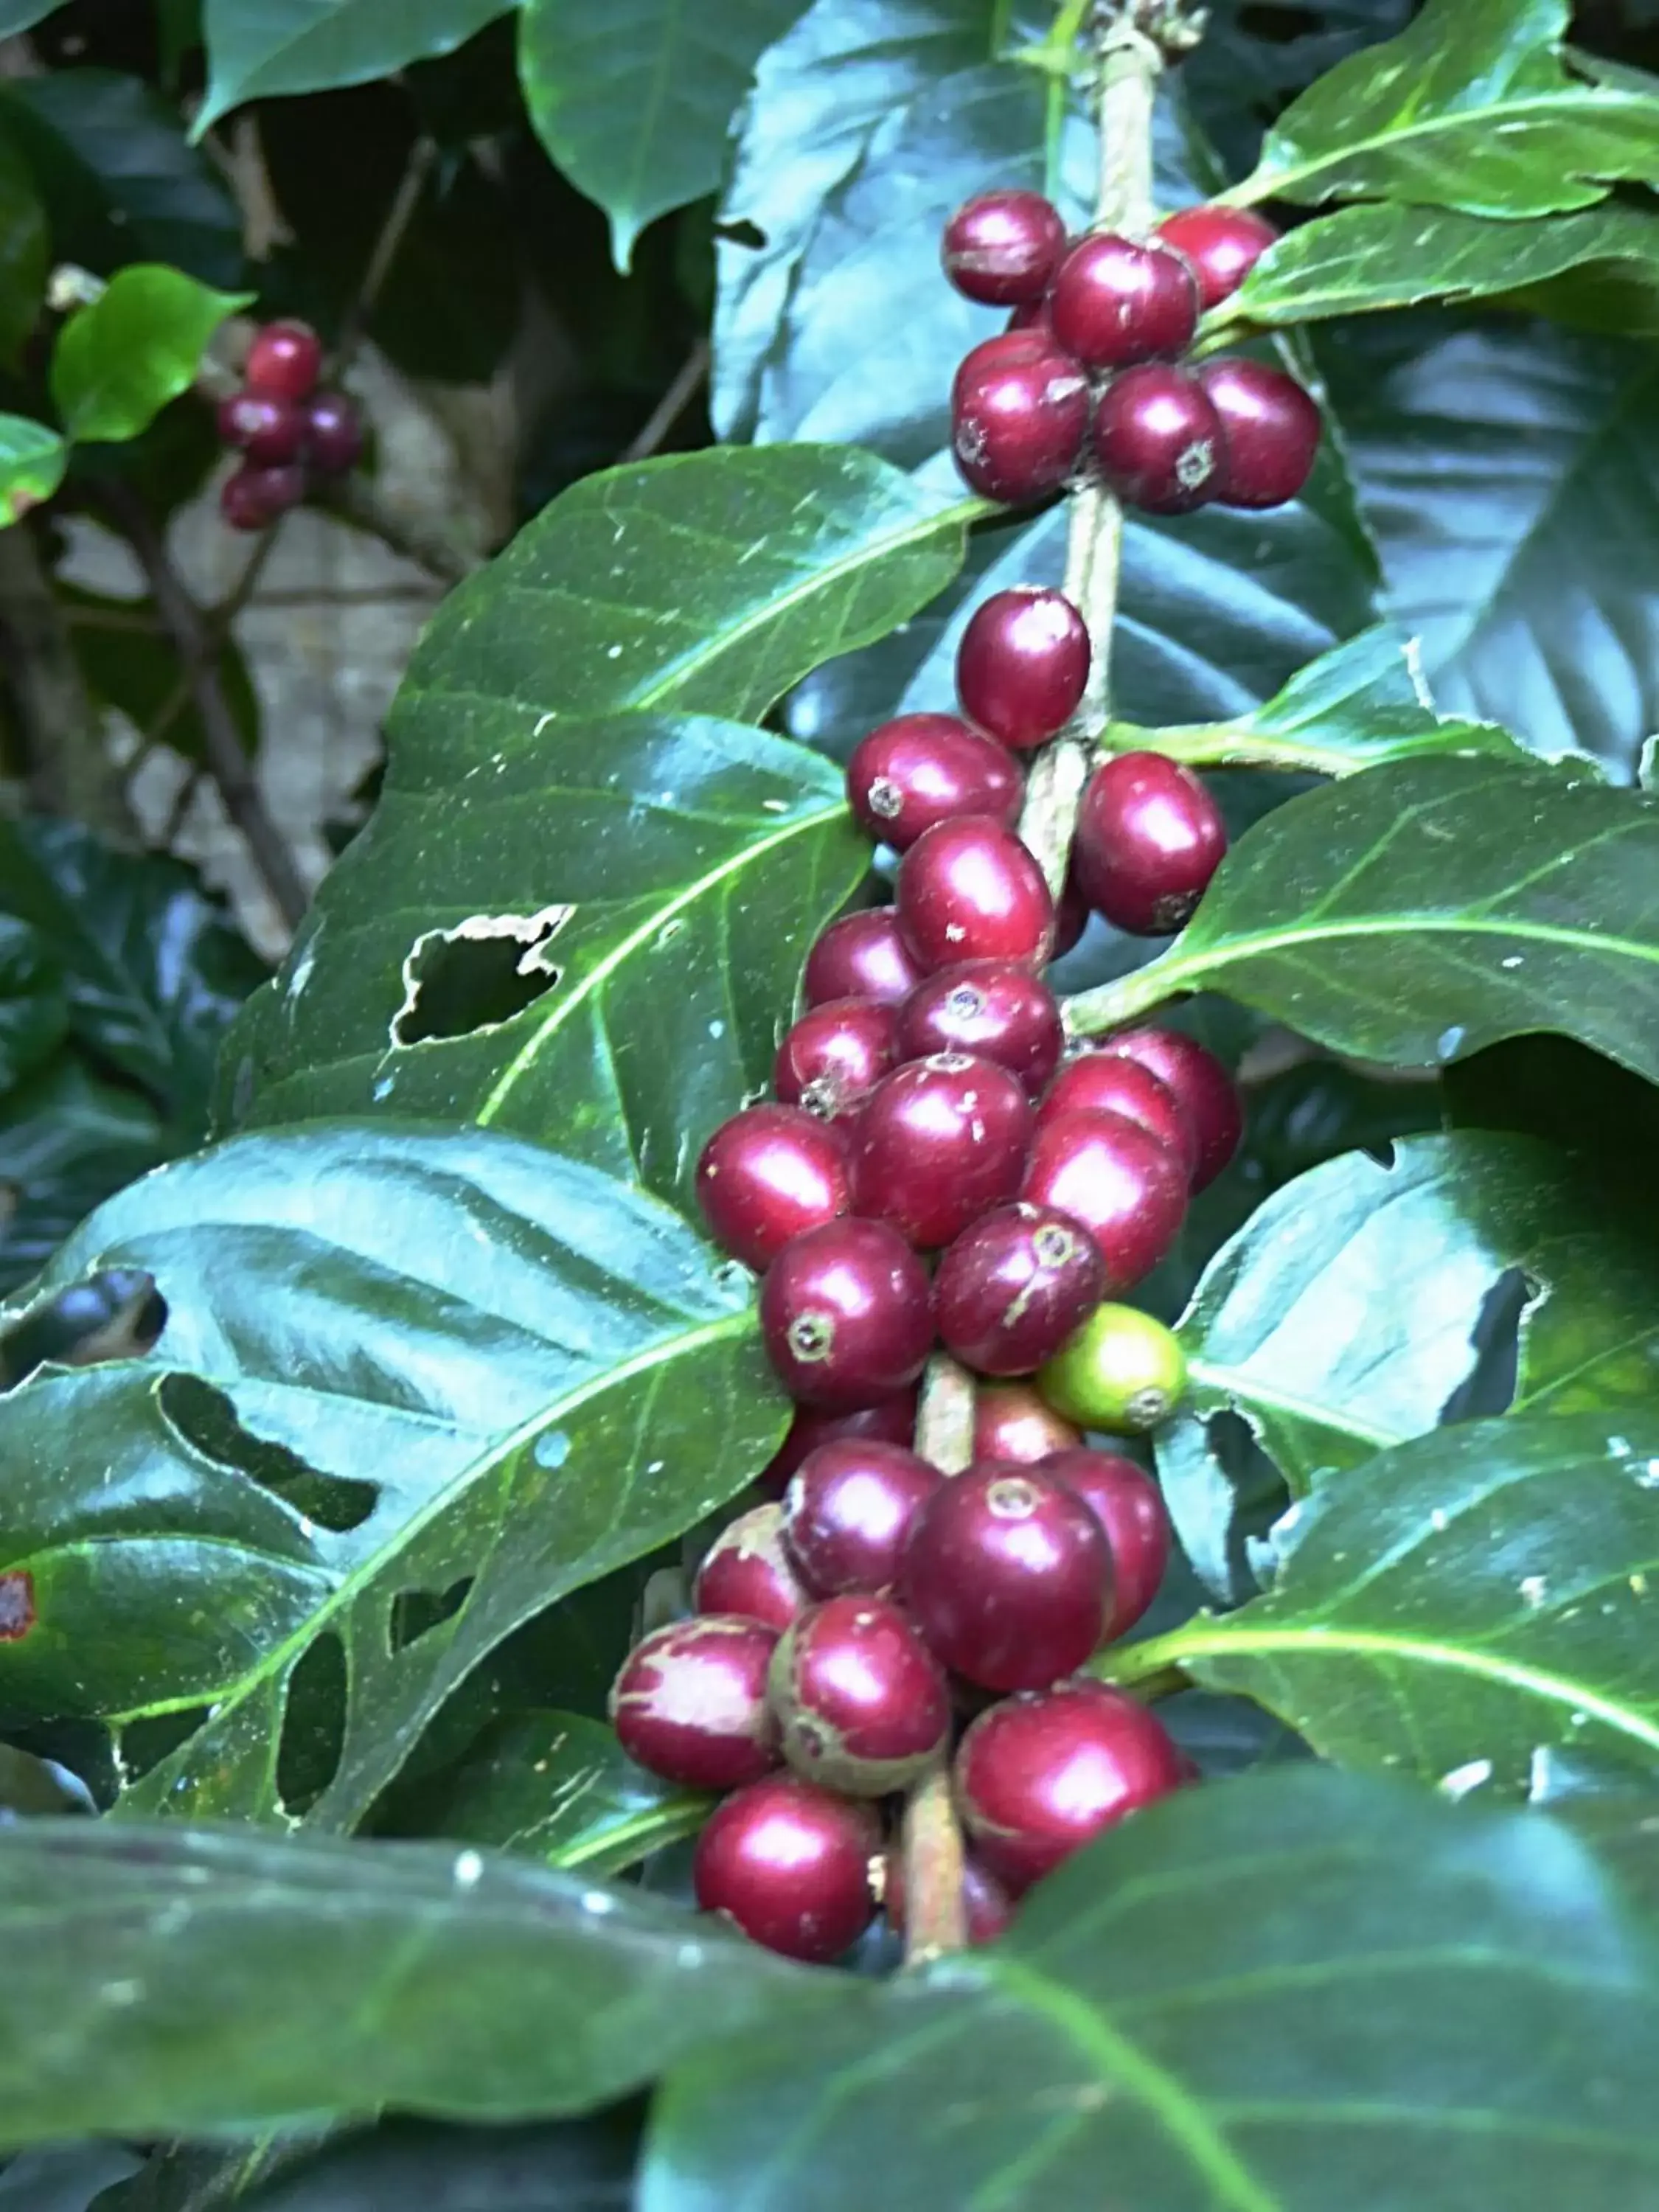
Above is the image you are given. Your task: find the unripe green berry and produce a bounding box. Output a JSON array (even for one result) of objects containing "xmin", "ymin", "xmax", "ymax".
[{"xmin": 1036, "ymin": 1302, "xmax": 1187, "ymax": 1433}]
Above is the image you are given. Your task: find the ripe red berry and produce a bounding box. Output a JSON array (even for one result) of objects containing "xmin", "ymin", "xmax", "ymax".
[
  {"xmin": 955, "ymin": 1681, "xmax": 1186, "ymax": 1892},
  {"xmin": 956, "ymin": 588, "xmax": 1090, "ymax": 751},
  {"xmin": 902, "ymin": 1463, "xmax": 1111, "ymax": 1691},
  {"xmin": 694, "ymin": 1503, "xmax": 814, "ymax": 1632},
  {"xmin": 783, "ymin": 1436, "xmax": 942, "ymax": 1595},
  {"xmin": 803, "ymin": 909, "xmax": 925, "ymax": 1009},
  {"xmin": 771, "ymin": 1594, "xmax": 951, "ymax": 1795},
  {"xmin": 219, "ymin": 461, "xmax": 306, "ymax": 532},
  {"xmin": 935, "ymin": 1202, "xmax": 1107, "ymax": 1376},
  {"xmin": 1155, "ymin": 204, "xmax": 1277, "ymax": 310},
  {"xmin": 1200, "ymin": 357, "xmax": 1322, "ymax": 509},
  {"xmin": 773, "ymin": 996, "xmax": 897, "ymax": 1124},
  {"xmin": 897, "ymin": 815, "xmax": 1055, "ymax": 972},
  {"xmin": 974, "ymin": 1382, "xmax": 1081, "ymax": 1464},
  {"xmin": 897, "ymin": 961, "xmax": 1062, "ymax": 1094},
  {"xmin": 1096, "ymin": 1029, "xmax": 1242, "ymax": 1189},
  {"xmin": 846, "ymin": 713, "xmax": 1021, "ymax": 851},
  {"xmin": 942, "ymin": 189, "xmax": 1067, "ymax": 305},
  {"xmin": 755, "ymin": 1390, "xmax": 919, "ymax": 1500},
  {"xmin": 243, "ymin": 319, "xmax": 323, "ymax": 402},
  {"xmin": 1020, "ymin": 1107, "xmax": 1188, "ymax": 1290},
  {"xmin": 608, "ymin": 1616, "xmax": 780, "ymax": 1790},
  {"xmin": 951, "ymin": 341, "xmax": 1090, "ymax": 505},
  {"xmin": 1092, "ymin": 364, "xmax": 1223, "ymax": 515},
  {"xmin": 1040, "ymin": 1448, "xmax": 1171, "ymax": 1641},
  {"xmin": 1048, "ymin": 233, "xmax": 1198, "ymax": 369},
  {"xmin": 1074, "ymin": 752, "xmax": 1226, "ymax": 935},
  {"xmin": 694, "ymin": 1774, "xmax": 880, "ymax": 1962},
  {"xmin": 1040, "ymin": 1049, "xmax": 1197, "ymax": 1179},
  {"xmin": 950, "ymin": 329, "xmax": 1053, "ymax": 411},
  {"xmin": 760, "ymin": 1217, "xmax": 933, "ymax": 1408},
  {"xmin": 850, "ymin": 1052, "xmax": 1032, "ymax": 1249},
  {"xmin": 304, "ymin": 389, "xmax": 364, "ymax": 475},
  {"xmin": 695, "ymin": 1105, "xmax": 849, "ymax": 1272},
  {"xmin": 216, "ymin": 389, "xmax": 307, "ymax": 465},
  {"xmin": 885, "ymin": 1845, "xmax": 1012, "ymax": 1947}
]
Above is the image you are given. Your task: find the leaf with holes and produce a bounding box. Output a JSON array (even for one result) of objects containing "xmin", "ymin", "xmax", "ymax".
[
  {"xmin": 49, "ymin": 264, "xmax": 249, "ymax": 446},
  {"xmin": 196, "ymin": 0, "xmax": 513, "ymax": 134},
  {"xmin": 0, "ymin": 1122, "xmax": 785, "ymax": 1830}
]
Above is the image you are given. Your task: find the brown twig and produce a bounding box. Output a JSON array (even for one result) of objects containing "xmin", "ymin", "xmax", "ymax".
[
  {"xmin": 321, "ymin": 473, "xmax": 483, "ymax": 585},
  {"xmin": 619, "ymin": 337, "xmax": 713, "ymax": 466}
]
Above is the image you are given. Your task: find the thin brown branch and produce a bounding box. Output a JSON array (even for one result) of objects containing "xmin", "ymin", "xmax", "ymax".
[
  {"xmin": 321, "ymin": 473, "xmax": 484, "ymax": 586},
  {"xmin": 333, "ymin": 138, "xmax": 439, "ymax": 370},
  {"xmin": 619, "ymin": 338, "xmax": 713, "ymax": 466}
]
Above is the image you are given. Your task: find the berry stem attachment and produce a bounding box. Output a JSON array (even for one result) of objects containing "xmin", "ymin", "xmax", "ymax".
[
  {"xmin": 1100, "ymin": 715, "xmax": 1366, "ymax": 779},
  {"xmin": 916, "ymin": 1348, "xmax": 978, "ymax": 1476},
  {"xmin": 899, "ymin": 1760, "xmax": 969, "ymax": 1963}
]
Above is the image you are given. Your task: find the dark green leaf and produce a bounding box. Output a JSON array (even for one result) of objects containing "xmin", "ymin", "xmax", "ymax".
[
  {"xmin": 196, "ymin": 0, "xmax": 514, "ymax": 133},
  {"xmin": 0, "ymin": 133, "xmax": 46, "ymax": 369},
  {"xmin": 0, "ymin": 916, "xmax": 66, "ymax": 1090},
  {"xmin": 0, "ymin": 414, "xmax": 66, "ymax": 521},
  {"xmin": 0, "ymin": 2146, "xmax": 141, "ymax": 2211},
  {"xmin": 1182, "ymin": 0, "xmax": 1415, "ymax": 178},
  {"xmin": 49, "ymin": 265, "xmax": 248, "ymax": 445},
  {"xmin": 65, "ymin": 583, "xmax": 260, "ymax": 769},
  {"xmin": 0, "ymin": 1056, "xmax": 165, "ymax": 1298},
  {"xmin": 648, "ymin": 1765, "xmax": 1659, "ymax": 2211},
  {"xmin": 0, "ymin": 1, "xmax": 62, "ymax": 30},
  {"xmin": 234, "ymin": 2115, "xmax": 641, "ymax": 2212}
]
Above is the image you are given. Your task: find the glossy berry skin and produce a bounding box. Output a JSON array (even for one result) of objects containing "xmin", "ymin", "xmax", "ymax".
[
  {"xmin": 1200, "ymin": 357, "xmax": 1322, "ymax": 509},
  {"xmin": 850, "ymin": 1052, "xmax": 1032, "ymax": 1249},
  {"xmin": 243, "ymin": 319, "xmax": 323, "ymax": 401},
  {"xmin": 219, "ymin": 462, "xmax": 306, "ymax": 532},
  {"xmin": 950, "ymin": 329, "xmax": 1053, "ymax": 411},
  {"xmin": 773, "ymin": 997, "xmax": 897, "ymax": 1124},
  {"xmin": 1037, "ymin": 1301, "xmax": 1188, "ymax": 1434},
  {"xmin": 1041, "ymin": 1448, "xmax": 1171, "ymax": 1641},
  {"xmin": 1155, "ymin": 204, "xmax": 1277, "ymax": 310},
  {"xmin": 942, "ymin": 189, "xmax": 1067, "ymax": 305},
  {"xmin": 608, "ymin": 1616, "xmax": 780, "ymax": 1790},
  {"xmin": 217, "ymin": 389, "xmax": 306, "ymax": 465},
  {"xmin": 304, "ymin": 389, "xmax": 364, "ymax": 474},
  {"xmin": 1040, "ymin": 1049, "xmax": 1197, "ymax": 1180},
  {"xmin": 846, "ymin": 713, "xmax": 1021, "ymax": 851},
  {"xmin": 975, "ymin": 1382, "xmax": 1082, "ymax": 1465},
  {"xmin": 755, "ymin": 1391, "xmax": 918, "ymax": 1500},
  {"xmin": 694, "ymin": 1775, "xmax": 880, "ymax": 1963},
  {"xmin": 1092, "ymin": 365, "xmax": 1223, "ymax": 516},
  {"xmin": 1020, "ymin": 1109, "xmax": 1188, "ymax": 1293},
  {"xmin": 1074, "ymin": 752, "xmax": 1226, "ymax": 936},
  {"xmin": 935, "ymin": 1202, "xmax": 1107, "ymax": 1377},
  {"xmin": 695, "ymin": 1105, "xmax": 849, "ymax": 1273},
  {"xmin": 1048, "ymin": 233, "xmax": 1198, "ymax": 370},
  {"xmin": 955, "ymin": 1682, "xmax": 1186, "ymax": 1893},
  {"xmin": 694, "ymin": 1503, "xmax": 813, "ymax": 1632},
  {"xmin": 1098, "ymin": 1028, "xmax": 1242, "ymax": 1189},
  {"xmin": 897, "ymin": 961, "xmax": 1063, "ymax": 1094},
  {"xmin": 783, "ymin": 1437, "xmax": 942, "ymax": 1595},
  {"xmin": 956, "ymin": 588, "xmax": 1090, "ymax": 751},
  {"xmin": 760, "ymin": 1217, "xmax": 933, "ymax": 1409},
  {"xmin": 771, "ymin": 1594, "xmax": 951, "ymax": 1795},
  {"xmin": 897, "ymin": 815, "xmax": 1055, "ymax": 972},
  {"xmin": 885, "ymin": 1846, "xmax": 1012, "ymax": 1947},
  {"xmin": 803, "ymin": 910, "xmax": 925, "ymax": 1009},
  {"xmin": 951, "ymin": 341, "xmax": 1090, "ymax": 505}
]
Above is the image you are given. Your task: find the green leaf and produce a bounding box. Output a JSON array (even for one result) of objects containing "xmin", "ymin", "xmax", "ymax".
[
  {"xmin": 648, "ymin": 1765, "xmax": 1659, "ymax": 2211},
  {"xmin": 0, "ymin": 132, "xmax": 46, "ymax": 369},
  {"xmin": 0, "ymin": 1056, "xmax": 166, "ymax": 1298},
  {"xmin": 65, "ymin": 582, "xmax": 260, "ymax": 768},
  {"xmin": 49, "ymin": 264, "xmax": 248, "ymax": 446},
  {"xmin": 1233, "ymin": 0, "xmax": 1659, "ymax": 217},
  {"xmin": 0, "ymin": 414, "xmax": 66, "ymax": 523},
  {"xmin": 196, "ymin": 0, "xmax": 514, "ymax": 134},
  {"xmin": 0, "ymin": 1, "xmax": 62, "ymax": 29},
  {"xmin": 0, "ymin": 2146, "xmax": 141, "ymax": 2211},
  {"xmin": 0, "ymin": 1124, "xmax": 785, "ymax": 1829},
  {"xmin": 0, "ymin": 916, "xmax": 66, "ymax": 1090}
]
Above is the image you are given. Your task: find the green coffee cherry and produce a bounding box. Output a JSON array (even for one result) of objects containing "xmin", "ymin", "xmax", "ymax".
[{"xmin": 1036, "ymin": 1301, "xmax": 1187, "ymax": 1434}]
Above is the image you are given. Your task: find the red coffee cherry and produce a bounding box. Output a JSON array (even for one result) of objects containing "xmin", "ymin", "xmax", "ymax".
[
  {"xmin": 950, "ymin": 329, "xmax": 1054, "ymax": 410},
  {"xmin": 784, "ymin": 1437, "xmax": 942, "ymax": 1596},
  {"xmin": 1092, "ymin": 364, "xmax": 1224, "ymax": 515},
  {"xmin": 956, "ymin": 588, "xmax": 1090, "ymax": 751},
  {"xmin": 974, "ymin": 1382, "xmax": 1082, "ymax": 1464},
  {"xmin": 773, "ymin": 996, "xmax": 898, "ymax": 1124},
  {"xmin": 1020, "ymin": 1107, "xmax": 1188, "ymax": 1291},
  {"xmin": 695, "ymin": 1105, "xmax": 849, "ymax": 1272},
  {"xmin": 897, "ymin": 961, "xmax": 1063, "ymax": 1093},
  {"xmin": 694, "ymin": 1503, "xmax": 814, "ymax": 1632},
  {"xmin": 935, "ymin": 1202, "xmax": 1107, "ymax": 1376},
  {"xmin": 243, "ymin": 319, "xmax": 324, "ymax": 401},
  {"xmin": 754, "ymin": 1390, "xmax": 919, "ymax": 1500},
  {"xmin": 885, "ymin": 1844, "xmax": 1012, "ymax": 1947},
  {"xmin": 1155, "ymin": 204, "xmax": 1277, "ymax": 310},
  {"xmin": 1074, "ymin": 752, "xmax": 1226, "ymax": 935},
  {"xmin": 760, "ymin": 1217, "xmax": 933, "ymax": 1408},
  {"xmin": 304, "ymin": 389, "xmax": 364, "ymax": 475},
  {"xmin": 694, "ymin": 1774, "xmax": 880, "ymax": 1962},
  {"xmin": 1040, "ymin": 1448, "xmax": 1171, "ymax": 1641},
  {"xmin": 771, "ymin": 1594, "xmax": 951, "ymax": 1795},
  {"xmin": 850, "ymin": 1052, "xmax": 1032, "ymax": 1249},
  {"xmin": 608, "ymin": 1616, "xmax": 780, "ymax": 1790},
  {"xmin": 951, "ymin": 340, "xmax": 1090, "ymax": 505},
  {"xmin": 942, "ymin": 189, "xmax": 1068, "ymax": 305},
  {"xmin": 217, "ymin": 389, "xmax": 306, "ymax": 465},
  {"xmin": 1048, "ymin": 233, "xmax": 1198, "ymax": 370},
  {"xmin": 955, "ymin": 1680, "xmax": 1186, "ymax": 1892},
  {"xmin": 1199, "ymin": 357, "xmax": 1322, "ymax": 509},
  {"xmin": 804, "ymin": 910, "xmax": 925, "ymax": 1009},
  {"xmin": 897, "ymin": 815, "xmax": 1055, "ymax": 972},
  {"xmin": 1096, "ymin": 1028, "xmax": 1242, "ymax": 1189},
  {"xmin": 846, "ymin": 713, "xmax": 1021, "ymax": 851},
  {"xmin": 1040, "ymin": 1048, "xmax": 1197, "ymax": 1179},
  {"xmin": 219, "ymin": 462, "xmax": 306, "ymax": 532}
]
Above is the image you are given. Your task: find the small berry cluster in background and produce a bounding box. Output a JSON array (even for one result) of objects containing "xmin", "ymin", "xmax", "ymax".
[{"xmin": 217, "ymin": 319, "xmax": 364, "ymax": 532}]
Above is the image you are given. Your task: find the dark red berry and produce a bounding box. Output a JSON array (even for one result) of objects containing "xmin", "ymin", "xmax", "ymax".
[
  {"xmin": 1092, "ymin": 365, "xmax": 1223, "ymax": 515},
  {"xmin": 1040, "ymin": 1049, "xmax": 1197, "ymax": 1179},
  {"xmin": 936, "ymin": 1203, "xmax": 1107, "ymax": 1376},
  {"xmin": 216, "ymin": 389, "xmax": 306, "ymax": 465},
  {"xmin": 897, "ymin": 961, "xmax": 1062, "ymax": 1093},
  {"xmin": 1155, "ymin": 204, "xmax": 1277, "ymax": 310},
  {"xmin": 1096, "ymin": 1029, "xmax": 1242, "ymax": 1189},
  {"xmin": 897, "ymin": 815, "xmax": 1055, "ymax": 972},
  {"xmin": 219, "ymin": 462, "xmax": 306, "ymax": 532},
  {"xmin": 956, "ymin": 588, "xmax": 1090, "ymax": 752},
  {"xmin": 902, "ymin": 1463, "xmax": 1111, "ymax": 1692},
  {"xmin": 951, "ymin": 341, "xmax": 1090, "ymax": 505},
  {"xmin": 1048, "ymin": 234, "xmax": 1198, "ymax": 370},
  {"xmin": 755, "ymin": 1391, "xmax": 919, "ymax": 1500},
  {"xmin": 695, "ymin": 1105, "xmax": 849, "ymax": 1272},
  {"xmin": 942, "ymin": 189, "xmax": 1067, "ymax": 305},
  {"xmin": 803, "ymin": 910, "xmax": 925, "ymax": 1009},
  {"xmin": 950, "ymin": 329, "xmax": 1053, "ymax": 411},
  {"xmin": 846, "ymin": 713, "xmax": 1021, "ymax": 851},
  {"xmin": 955, "ymin": 1681, "xmax": 1186, "ymax": 1892},
  {"xmin": 1051, "ymin": 872, "xmax": 1089, "ymax": 959},
  {"xmin": 975, "ymin": 1382, "xmax": 1082, "ymax": 1464},
  {"xmin": 885, "ymin": 1845, "xmax": 1012, "ymax": 1947},
  {"xmin": 771, "ymin": 1594, "xmax": 951, "ymax": 1795},
  {"xmin": 1020, "ymin": 1107, "xmax": 1188, "ymax": 1290},
  {"xmin": 783, "ymin": 1436, "xmax": 942, "ymax": 1595},
  {"xmin": 773, "ymin": 996, "xmax": 897, "ymax": 1124},
  {"xmin": 760, "ymin": 1217, "xmax": 933, "ymax": 1408},
  {"xmin": 694, "ymin": 1774, "xmax": 880, "ymax": 1961},
  {"xmin": 304, "ymin": 389, "xmax": 364, "ymax": 475},
  {"xmin": 1200, "ymin": 357, "xmax": 1322, "ymax": 509},
  {"xmin": 608, "ymin": 1616, "xmax": 780, "ymax": 1790},
  {"xmin": 850, "ymin": 1052, "xmax": 1032, "ymax": 1249},
  {"xmin": 1074, "ymin": 751, "xmax": 1226, "ymax": 935},
  {"xmin": 243, "ymin": 319, "xmax": 323, "ymax": 402},
  {"xmin": 694, "ymin": 1503, "xmax": 813, "ymax": 1632},
  {"xmin": 1040, "ymin": 1448, "xmax": 1171, "ymax": 1641}
]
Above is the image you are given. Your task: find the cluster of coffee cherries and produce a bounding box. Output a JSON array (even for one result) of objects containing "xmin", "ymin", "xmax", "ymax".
[
  {"xmin": 944, "ymin": 189, "xmax": 1319, "ymax": 515},
  {"xmin": 216, "ymin": 319, "xmax": 364, "ymax": 532}
]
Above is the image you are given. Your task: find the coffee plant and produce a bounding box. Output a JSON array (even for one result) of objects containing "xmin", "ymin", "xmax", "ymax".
[{"xmin": 8, "ymin": 0, "xmax": 1659, "ymax": 2204}]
